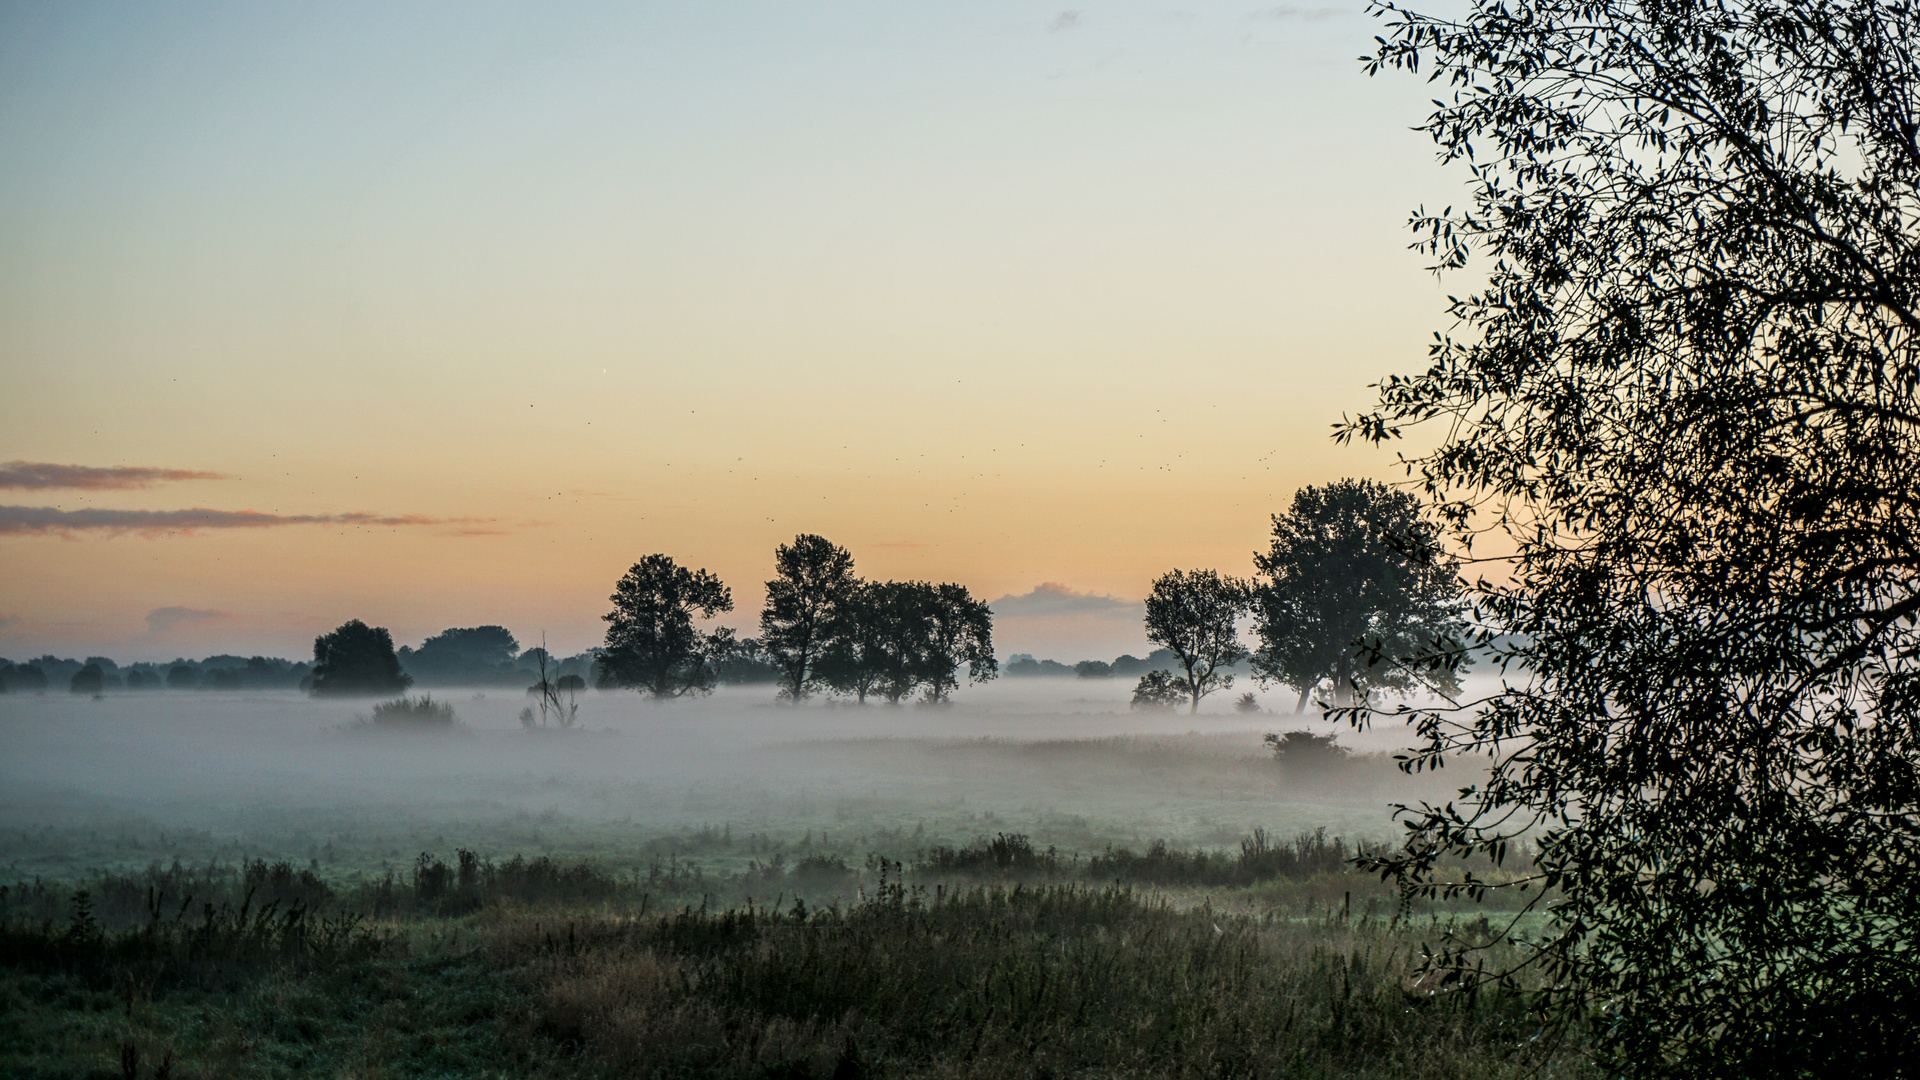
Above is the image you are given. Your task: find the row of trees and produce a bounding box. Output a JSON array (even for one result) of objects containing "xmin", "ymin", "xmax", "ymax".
[
  {"xmin": 598, "ymin": 535, "xmax": 996, "ymax": 702},
  {"xmin": 0, "ymin": 654, "xmax": 312, "ymax": 695},
  {"xmin": 1129, "ymin": 479, "xmax": 1471, "ymax": 714}
]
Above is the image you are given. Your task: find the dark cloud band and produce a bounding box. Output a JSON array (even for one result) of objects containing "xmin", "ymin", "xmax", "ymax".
[
  {"xmin": 0, "ymin": 506, "xmax": 468, "ymax": 536},
  {"xmin": 0, "ymin": 462, "xmax": 227, "ymax": 490}
]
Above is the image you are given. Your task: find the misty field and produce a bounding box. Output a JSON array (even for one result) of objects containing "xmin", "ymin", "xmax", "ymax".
[{"xmin": 1, "ymin": 679, "xmax": 1587, "ymax": 1078}]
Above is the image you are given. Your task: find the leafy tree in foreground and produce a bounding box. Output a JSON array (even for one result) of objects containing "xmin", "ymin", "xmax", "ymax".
[
  {"xmin": 310, "ymin": 620, "xmax": 412, "ymax": 696},
  {"xmin": 1139, "ymin": 568, "xmax": 1247, "ymax": 713},
  {"xmin": 759, "ymin": 534, "xmax": 857, "ymax": 701},
  {"xmin": 598, "ymin": 554, "xmax": 733, "ymax": 699},
  {"xmin": 1348, "ymin": 1, "xmax": 1920, "ymax": 1073},
  {"xmin": 1250, "ymin": 480, "xmax": 1467, "ymax": 712}
]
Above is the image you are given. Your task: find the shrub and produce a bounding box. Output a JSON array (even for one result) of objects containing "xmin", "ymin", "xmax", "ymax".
[
  {"xmin": 1265, "ymin": 730, "xmax": 1350, "ymax": 771},
  {"xmin": 362, "ymin": 694, "xmax": 456, "ymax": 730},
  {"xmin": 1129, "ymin": 669, "xmax": 1186, "ymax": 710}
]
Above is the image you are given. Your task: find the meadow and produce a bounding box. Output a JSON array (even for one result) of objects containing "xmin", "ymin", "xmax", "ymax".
[{"xmin": 0, "ymin": 679, "xmax": 1589, "ymax": 1078}]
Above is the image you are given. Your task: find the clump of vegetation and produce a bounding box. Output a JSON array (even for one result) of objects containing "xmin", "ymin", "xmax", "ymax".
[
  {"xmin": 356, "ymin": 694, "xmax": 456, "ymax": 731},
  {"xmin": 1265, "ymin": 730, "xmax": 1352, "ymax": 770},
  {"xmin": 352, "ymin": 850, "xmax": 626, "ymax": 916},
  {"xmin": 1128, "ymin": 669, "xmax": 1187, "ymax": 710},
  {"xmin": 1089, "ymin": 828, "xmax": 1359, "ymax": 888},
  {"xmin": 915, "ymin": 833, "xmax": 1063, "ymax": 878}
]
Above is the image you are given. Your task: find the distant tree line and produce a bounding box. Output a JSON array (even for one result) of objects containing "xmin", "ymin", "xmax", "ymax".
[
  {"xmin": 1002, "ymin": 650, "xmax": 1184, "ymax": 679},
  {"xmin": 10, "ymin": 485, "xmax": 1460, "ymax": 712},
  {"xmin": 0, "ymin": 654, "xmax": 312, "ymax": 696}
]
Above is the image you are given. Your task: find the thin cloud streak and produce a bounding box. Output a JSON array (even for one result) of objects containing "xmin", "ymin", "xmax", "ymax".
[
  {"xmin": 0, "ymin": 461, "xmax": 227, "ymax": 490},
  {"xmin": 0, "ymin": 506, "xmax": 480, "ymax": 537}
]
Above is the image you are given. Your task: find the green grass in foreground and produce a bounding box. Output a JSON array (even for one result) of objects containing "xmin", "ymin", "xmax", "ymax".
[{"xmin": 1, "ymin": 878, "xmax": 1590, "ymax": 1080}]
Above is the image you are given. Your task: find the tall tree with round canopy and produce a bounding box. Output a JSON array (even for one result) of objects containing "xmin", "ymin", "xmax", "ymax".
[
  {"xmin": 599, "ymin": 554, "xmax": 733, "ymax": 699},
  {"xmin": 1249, "ymin": 479, "xmax": 1467, "ymax": 713}
]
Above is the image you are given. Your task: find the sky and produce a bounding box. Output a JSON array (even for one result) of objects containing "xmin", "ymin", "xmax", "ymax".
[{"xmin": 0, "ymin": 1, "xmax": 1467, "ymax": 663}]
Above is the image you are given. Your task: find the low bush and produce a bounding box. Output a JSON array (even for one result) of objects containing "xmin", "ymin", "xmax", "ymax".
[{"xmin": 359, "ymin": 694, "xmax": 457, "ymax": 730}]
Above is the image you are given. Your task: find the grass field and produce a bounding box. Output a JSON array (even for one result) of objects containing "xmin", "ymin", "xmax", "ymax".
[{"xmin": 0, "ymin": 682, "xmax": 1588, "ymax": 1078}]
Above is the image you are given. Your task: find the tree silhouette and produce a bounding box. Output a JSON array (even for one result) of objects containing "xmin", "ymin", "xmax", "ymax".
[
  {"xmin": 915, "ymin": 582, "xmax": 996, "ymax": 702},
  {"xmin": 818, "ymin": 581, "xmax": 926, "ymax": 704},
  {"xmin": 598, "ymin": 555, "xmax": 733, "ymax": 699},
  {"xmin": 759, "ymin": 534, "xmax": 857, "ymax": 701},
  {"xmin": 310, "ymin": 620, "xmax": 412, "ymax": 696},
  {"xmin": 1140, "ymin": 569, "xmax": 1247, "ymax": 713},
  {"xmin": 1249, "ymin": 480, "xmax": 1466, "ymax": 713},
  {"xmin": 68, "ymin": 663, "xmax": 104, "ymax": 696},
  {"xmin": 1346, "ymin": 1, "xmax": 1920, "ymax": 1071},
  {"xmin": 402, "ymin": 625, "xmax": 521, "ymax": 685}
]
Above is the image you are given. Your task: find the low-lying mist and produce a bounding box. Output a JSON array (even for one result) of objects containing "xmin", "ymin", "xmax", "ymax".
[{"xmin": 0, "ymin": 677, "xmax": 1477, "ymax": 892}]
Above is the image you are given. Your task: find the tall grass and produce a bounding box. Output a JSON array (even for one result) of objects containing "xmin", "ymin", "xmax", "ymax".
[
  {"xmin": 0, "ymin": 884, "xmax": 389, "ymax": 989},
  {"xmin": 503, "ymin": 882, "xmax": 1591, "ymax": 1079}
]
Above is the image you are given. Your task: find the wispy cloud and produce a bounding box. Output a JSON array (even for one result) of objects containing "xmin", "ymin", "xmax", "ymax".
[
  {"xmin": 145, "ymin": 607, "xmax": 231, "ymax": 635},
  {"xmin": 0, "ymin": 461, "xmax": 227, "ymax": 490},
  {"xmin": 1049, "ymin": 10, "xmax": 1081, "ymax": 31},
  {"xmin": 1242, "ymin": 6, "xmax": 1347, "ymax": 22},
  {"xmin": 990, "ymin": 582, "xmax": 1139, "ymax": 618},
  {"xmin": 0, "ymin": 506, "xmax": 480, "ymax": 537}
]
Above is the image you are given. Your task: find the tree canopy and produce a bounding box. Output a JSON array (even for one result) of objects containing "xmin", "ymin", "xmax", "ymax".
[
  {"xmin": 1249, "ymin": 479, "xmax": 1467, "ymax": 712},
  {"xmin": 1348, "ymin": 1, "xmax": 1920, "ymax": 1072},
  {"xmin": 759, "ymin": 534, "xmax": 858, "ymax": 701},
  {"xmin": 1139, "ymin": 569, "xmax": 1247, "ymax": 713},
  {"xmin": 310, "ymin": 620, "xmax": 412, "ymax": 696},
  {"xmin": 598, "ymin": 554, "xmax": 733, "ymax": 699},
  {"xmin": 401, "ymin": 625, "xmax": 521, "ymax": 685},
  {"xmin": 916, "ymin": 582, "xmax": 997, "ymax": 702}
]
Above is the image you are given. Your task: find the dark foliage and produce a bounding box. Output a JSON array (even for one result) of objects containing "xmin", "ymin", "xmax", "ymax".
[
  {"xmin": 915, "ymin": 581, "xmax": 997, "ymax": 701},
  {"xmin": 1346, "ymin": 1, "xmax": 1920, "ymax": 1073},
  {"xmin": 1250, "ymin": 479, "xmax": 1467, "ymax": 713},
  {"xmin": 1088, "ymin": 829, "xmax": 1356, "ymax": 887},
  {"xmin": 915, "ymin": 834, "xmax": 1063, "ymax": 878},
  {"xmin": 68, "ymin": 662, "xmax": 105, "ymax": 695},
  {"xmin": 759, "ymin": 534, "xmax": 858, "ymax": 701},
  {"xmin": 1129, "ymin": 669, "xmax": 1187, "ymax": 710},
  {"xmin": 309, "ymin": 620, "xmax": 411, "ymax": 696},
  {"xmin": 1264, "ymin": 730, "xmax": 1352, "ymax": 773},
  {"xmin": 398, "ymin": 625, "xmax": 523, "ymax": 686},
  {"xmin": 359, "ymin": 694, "xmax": 457, "ymax": 731},
  {"xmin": 391, "ymin": 850, "xmax": 626, "ymax": 916},
  {"xmin": 1143, "ymin": 568, "xmax": 1248, "ymax": 712},
  {"xmin": 598, "ymin": 555, "xmax": 734, "ymax": 698}
]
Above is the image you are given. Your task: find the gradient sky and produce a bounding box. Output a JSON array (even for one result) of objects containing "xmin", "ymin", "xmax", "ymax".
[{"xmin": 1, "ymin": 1, "xmax": 1466, "ymax": 662}]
